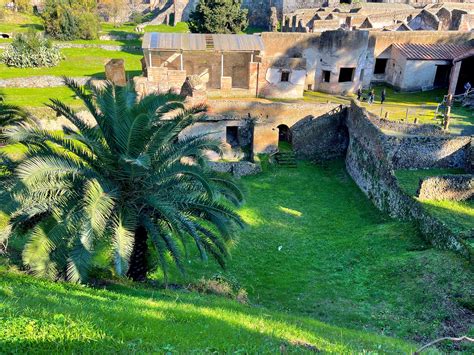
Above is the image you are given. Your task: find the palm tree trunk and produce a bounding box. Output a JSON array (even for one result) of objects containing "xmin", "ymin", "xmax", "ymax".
[{"xmin": 127, "ymin": 225, "xmax": 149, "ymax": 281}]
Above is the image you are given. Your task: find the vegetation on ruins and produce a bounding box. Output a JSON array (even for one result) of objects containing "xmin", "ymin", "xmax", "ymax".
[
  {"xmin": 0, "ymin": 79, "xmax": 244, "ymax": 283},
  {"xmin": 189, "ymin": 0, "xmax": 248, "ymax": 34},
  {"xmin": 41, "ymin": 0, "xmax": 100, "ymax": 40},
  {"xmin": 2, "ymin": 31, "xmax": 62, "ymax": 68}
]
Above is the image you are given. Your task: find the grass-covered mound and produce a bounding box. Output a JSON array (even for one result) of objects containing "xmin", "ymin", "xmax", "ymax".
[{"xmin": 0, "ymin": 267, "xmax": 416, "ymax": 353}]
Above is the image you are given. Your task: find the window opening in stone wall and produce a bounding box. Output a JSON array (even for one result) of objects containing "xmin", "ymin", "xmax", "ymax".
[
  {"xmin": 281, "ymin": 71, "xmax": 290, "ymax": 82},
  {"xmin": 338, "ymin": 67, "xmax": 355, "ymax": 82}
]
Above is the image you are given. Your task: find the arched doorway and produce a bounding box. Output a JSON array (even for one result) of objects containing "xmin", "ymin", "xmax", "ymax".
[{"xmin": 277, "ymin": 124, "xmax": 292, "ymax": 150}]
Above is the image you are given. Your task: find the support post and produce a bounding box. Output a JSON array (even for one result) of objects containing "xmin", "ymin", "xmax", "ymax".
[
  {"xmin": 180, "ymin": 52, "xmax": 183, "ymax": 71},
  {"xmin": 221, "ymin": 53, "xmax": 224, "ymax": 78},
  {"xmin": 448, "ymin": 61, "xmax": 461, "ymax": 96},
  {"xmin": 444, "ymin": 94, "xmax": 452, "ymax": 131},
  {"xmin": 148, "ymin": 50, "xmax": 153, "ymax": 68}
]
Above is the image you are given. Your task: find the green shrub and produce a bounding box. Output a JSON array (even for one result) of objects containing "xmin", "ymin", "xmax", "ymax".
[
  {"xmin": 2, "ymin": 32, "xmax": 62, "ymax": 68},
  {"xmin": 41, "ymin": 0, "xmax": 100, "ymax": 40},
  {"xmin": 189, "ymin": 0, "xmax": 248, "ymax": 34}
]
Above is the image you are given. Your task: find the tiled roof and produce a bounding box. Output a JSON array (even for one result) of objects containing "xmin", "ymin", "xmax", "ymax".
[
  {"xmin": 143, "ymin": 33, "xmax": 264, "ymax": 52},
  {"xmin": 392, "ymin": 43, "xmax": 473, "ymax": 60}
]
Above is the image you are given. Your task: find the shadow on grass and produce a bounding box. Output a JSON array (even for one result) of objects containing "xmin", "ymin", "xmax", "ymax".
[{"xmin": 0, "ymin": 270, "xmax": 416, "ymax": 353}]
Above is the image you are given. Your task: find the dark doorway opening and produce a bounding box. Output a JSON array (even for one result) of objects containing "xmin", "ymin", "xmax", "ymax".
[
  {"xmin": 322, "ymin": 70, "xmax": 331, "ymax": 83},
  {"xmin": 455, "ymin": 56, "xmax": 474, "ymax": 94},
  {"xmin": 434, "ymin": 64, "xmax": 451, "ymax": 88},
  {"xmin": 374, "ymin": 58, "xmax": 388, "ymax": 74},
  {"xmin": 226, "ymin": 126, "xmax": 239, "ymax": 148},
  {"xmin": 338, "ymin": 67, "xmax": 355, "ymax": 83},
  {"xmin": 277, "ymin": 124, "xmax": 292, "ymax": 146}
]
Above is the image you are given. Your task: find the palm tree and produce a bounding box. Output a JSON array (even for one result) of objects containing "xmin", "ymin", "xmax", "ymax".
[
  {"xmin": 0, "ymin": 93, "xmax": 28, "ymax": 132},
  {"xmin": 0, "ymin": 79, "xmax": 244, "ymax": 283}
]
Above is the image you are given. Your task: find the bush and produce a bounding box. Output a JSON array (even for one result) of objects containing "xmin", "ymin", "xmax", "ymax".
[
  {"xmin": 189, "ymin": 0, "xmax": 248, "ymax": 34},
  {"xmin": 2, "ymin": 32, "xmax": 62, "ymax": 68},
  {"xmin": 41, "ymin": 0, "xmax": 100, "ymax": 40}
]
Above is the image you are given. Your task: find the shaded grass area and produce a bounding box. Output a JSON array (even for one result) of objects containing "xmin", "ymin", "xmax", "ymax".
[
  {"xmin": 303, "ymin": 86, "xmax": 474, "ymax": 135},
  {"xmin": 0, "ymin": 268, "xmax": 416, "ymax": 353},
  {"xmin": 159, "ymin": 161, "xmax": 474, "ymax": 348},
  {"xmin": 395, "ymin": 168, "xmax": 474, "ymax": 234},
  {"xmin": 0, "ymin": 48, "xmax": 143, "ymax": 79},
  {"xmin": 0, "ymin": 12, "xmax": 43, "ymax": 34}
]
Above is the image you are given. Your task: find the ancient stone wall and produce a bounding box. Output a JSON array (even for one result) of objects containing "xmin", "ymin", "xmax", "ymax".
[
  {"xmin": 386, "ymin": 135, "xmax": 471, "ymax": 169},
  {"xmin": 345, "ymin": 100, "xmax": 473, "ymax": 260},
  {"xmin": 417, "ymin": 175, "xmax": 474, "ymax": 201},
  {"xmin": 292, "ymin": 105, "xmax": 349, "ymax": 160}
]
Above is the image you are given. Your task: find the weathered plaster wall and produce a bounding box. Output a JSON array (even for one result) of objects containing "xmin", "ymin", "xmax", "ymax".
[
  {"xmin": 400, "ymin": 59, "xmax": 451, "ymax": 91},
  {"xmin": 314, "ymin": 30, "xmax": 369, "ymax": 94}
]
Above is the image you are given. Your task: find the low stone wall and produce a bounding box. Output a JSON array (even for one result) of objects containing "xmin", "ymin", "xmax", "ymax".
[
  {"xmin": 386, "ymin": 135, "xmax": 471, "ymax": 170},
  {"xmin": 345, "ymin": 100, "xmax": 473, "ymax": 261},
  {"xmin": 417, "ymin": 175, "xmax": 474, "ymax": 201},
  {"xmin": 208, "ymin": 161, "xmax": 262, "ymax": 178},
  {"xmin": 368, "ymin": 112, "xmax": 446, "ymax": 136},
  {"xmin": 292, "ymin": 105, "xmax": 348, "ymax": 161}
]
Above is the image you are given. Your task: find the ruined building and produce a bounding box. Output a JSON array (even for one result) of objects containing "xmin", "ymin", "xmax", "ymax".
[{"xmin": 134, "ymin": 30, "xmax": 473, "ymax": 99}]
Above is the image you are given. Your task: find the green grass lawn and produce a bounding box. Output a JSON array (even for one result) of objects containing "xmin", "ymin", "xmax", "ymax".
[
  {"xmin": 395, "ymin": 168, "xmax": 474, "ymax": 234},
  {"xmin": 1, "ymin": 160, "xmax": 473, "ymax": 351},
  {"xmin": 303, "ymin": 86, "xmax": 474, "ymax": 135},
  {"xmin": 0, "ymin": 12, "xmax": 43, "ymax": 34},
  {"xmin": 151, "ymin": 161, "xmax": 473, "ymax": 349},
  {"xmin": 0, "ymin": 267, "xmax": 417, "ymax": 353},
  {"xmin": 0, "ymin": 47, "xmax": 143, "ymax": 79},
  {"xmin": 0, "ymin": 87, "xmax": 80, "ymax": 108}
]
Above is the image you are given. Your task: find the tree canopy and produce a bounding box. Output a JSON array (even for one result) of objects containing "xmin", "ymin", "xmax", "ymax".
[
  {"xmin": 189, "ymin": 0, "xmax": 248, "ymax": 34},
  {"xmin": 41, "ymin": 0, "xmax": 100, "ymax": 40},
  {"xmin": 0, "ymin": 79, "xmax": 244, "ymax": 283}
]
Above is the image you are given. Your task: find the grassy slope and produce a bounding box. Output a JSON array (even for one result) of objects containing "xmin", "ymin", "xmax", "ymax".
[
  {"xmin": 163, "ymin": 162, "xmax": 474, "ymax": 348},
  {"xmin": 1, "ymin": 161, "xmax": 473, "ymax": 351},
  {"xmin": 395, "ymin": 168, "xmax": 474, "ymax": 234},
  {"xmin": 0, "ymin": 268, "xmax": 416, "ymax": 353}
]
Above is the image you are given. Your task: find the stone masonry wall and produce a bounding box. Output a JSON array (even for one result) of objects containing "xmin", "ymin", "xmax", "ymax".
[
  {"xmin": 417, "ymin": 175, "xmax": 474, "ymax": 201},
  {"xmin": 345, "ymin": 100, "xmax": 473, "ymax": 261},
  {"xmin": 292, "ymin": 105, "xmax": 348, "ymax": 161}
]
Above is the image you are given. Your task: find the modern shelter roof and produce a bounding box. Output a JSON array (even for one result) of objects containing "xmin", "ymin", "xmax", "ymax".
[
  {"xmin": 142, "ymin": 33, "xmax": 264, "ymax": 52},
  {"xmin": 392, "ymin": 43, "xmax": 473, "ymax": 61}
]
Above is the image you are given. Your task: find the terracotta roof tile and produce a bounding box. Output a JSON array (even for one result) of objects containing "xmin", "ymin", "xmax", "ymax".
[{"xmin": 392, "ymin": 43, "xmax": 473, "ymax": 60}]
